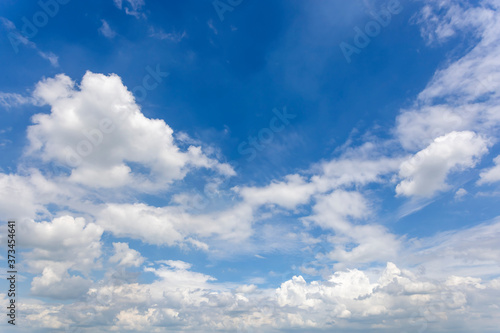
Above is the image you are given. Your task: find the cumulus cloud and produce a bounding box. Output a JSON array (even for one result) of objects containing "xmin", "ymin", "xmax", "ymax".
[
  {"xmin": 30, "ymin": 265, "xmax": 92, "ymax": 299},
  {"xmin": 26, "ymin": 72, "xmax": 234, "ymax": 191},
  {"xmin": 16, "ymin": 259, "xmax": 500, "ymax": 332},
  {"xmin": 0, "ymin": 173, "xmax": 46, "ymax": 220},
  {"xmin": 396, "ymin": 131, "xmax": 488, "ymax": 197},
  {"xmin": 306, "ymin": 191, "xmax": 400, "ymax": 268},
  {"xmin": 478, "ymin": 155, "xmax": 500, "ymax": 184},
  {"xmin": 109, "ymin": 242, "xmax": 145, "ymax": 267},
  {"xmin": 17, "ymin": 216, "xmax": 103, "ymax": 299}
]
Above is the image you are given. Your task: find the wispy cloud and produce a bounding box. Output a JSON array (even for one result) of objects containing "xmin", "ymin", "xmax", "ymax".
[
  {"xmin": 148, "ymin": 26, "xmax": 186, "ymax": 42},
  {"xmin": 113, "ymin": 0, "xmax": 146, "ymax": 18},
  {"xmin": 99, "ymin": 19, "xmax": 117, "ymax": 38},
  {"xmin": 0, "ymin": 17, "xmax": 59, "ymax": 67},
  {"xmin": 0, "ymin": 92, "xmax": 37, "ymax": 108}
]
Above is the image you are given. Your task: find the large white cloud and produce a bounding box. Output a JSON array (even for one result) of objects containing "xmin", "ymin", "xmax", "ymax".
[
  {"xmin": 396, "ymin": 131, "xmax": 488, "ymax": 197},
  {"xmin": 97, "ymin": 202, "xmax": 254, "ymax": 247},
  {"xmin": 13, "ymin": 258, "xmax": 500, "ymax": 332},
  {"xmin": 27, "ymin": 72, "xmax": 234, "ymax": 192}
]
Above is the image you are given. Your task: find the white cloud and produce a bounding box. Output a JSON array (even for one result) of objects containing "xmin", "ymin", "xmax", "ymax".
[
  {"xmin": 306, "ymin": 191, "xmax": 401, "ymax": 268},
  {"xmin": 113, "ymin": 0, "xmax": 145, "ymax": 17},
  {"xmin": 315, "ymin": 155, "xmax": 403, "ymax": 191},
  {"xmin": 19, "ymin": 217, "xmax": 103, "ymax": 270},
  {"xmin": 26, "ymin": 72, "xmax": 234, "ymax": 191},
  {"xmin": 30, "ymin": 264, "xmax": 92, "ymax": 299},
  {"xmin": 454, "ymin": 187, "xmax": 468, "ymax": 200},
  {"xmin": 308, "ymin": 190, "xmax": 370, "ymax": 230},
  {"xmin": 109, "ymin": 242, "xmax": 145, "ymax": 267},
  {"xmin": 97, "ymin": 202, "xmax": 254, "ymax": 247},
  {"xmin": 70, "ymin": 260, "xmax": 499, "ymax": 332},
  {"xmin": 38, "ymin": 51, "xmax": 59, "ymax": 67},
  {"xmin": 99, "ymin": 19, "xmax": 116, "ymax": 38},
  {"xmin": 148, "ymin": 26, "xmax": 186, "ymax": 42},
  {"xmin": 396, "ymin": 131, "xmax": 488, "ymax": 197},
  {"xmin": 0, "ymin": 92, "xmax": 36, "ymax": 108},
  {"xmin": 0, "ymin": 173, "xmax": 45, "ymax": 220},
  {"xmin": 478, "ymin": 155, "xmax": 500, "ymax": 184},
  {"xmin": 236, "ymin": 174, "xmax": 316, "ymax": 210},
  {"xmin": 17, "ymin": 216, "xmax": 103, "ymax": 299},
  {"xmin": 1, "ymin": 17, "xmax": 59, "ymax": 67},
  {"xmin": 405, "ymin": 217, "xmax": 500, "ymax": 279},
  {"xmin": 397, "ymin": 0, "xmax": 500, "ymax": 150}
]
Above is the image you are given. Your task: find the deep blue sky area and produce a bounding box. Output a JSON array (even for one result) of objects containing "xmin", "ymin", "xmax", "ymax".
[{"xmin": 1, "ymin": 0, "xmax": 448, "ymax": 178}]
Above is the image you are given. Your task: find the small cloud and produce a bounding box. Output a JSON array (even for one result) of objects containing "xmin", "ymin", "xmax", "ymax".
[
  {"xmin": 149, "ymin": 26, "xmax": 186, "ymax": 42},
  {"xmin": 38, "ymin": 51, "xmax": 59, "ymax": 67},
  {"xmin": 0, "ymin": 92, "xmax": 37, "ymax": 108},
  {"xmin": 113, "ymin": 0, "xmax": 146, "ymax": 18},
  {"xmin": 454, "ymin": 188, "xmax": 467, "ymax": 200},
  {"xmin": 1, "ymin": 17, "xmax": 59, "ymax": 67},
  {"xmin": 254, "ymin": 254, "xmax": 266, "ymax": 259},
  {"xmin": 247, "ymin": 277, "xmax": 267, "ymax": 285},
  {"xmin": 99, "ymin": 19, "xmax": 116, "ymax": 38},
  {"xmin": 207, "ymin": 19, "xmax": 218, "ymax": 35}
]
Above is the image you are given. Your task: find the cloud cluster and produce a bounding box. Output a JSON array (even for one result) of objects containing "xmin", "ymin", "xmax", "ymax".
[
  {"xmin": 18, "ymin": 216, "xmax": 103, "ymax": 299},
  {"xmin": 14, "ymin": 253, "xmax": 500, "ymax": 332},
  {"xmin": 1, "ymin": 0, "xmax": 500, "ymax": 331}
]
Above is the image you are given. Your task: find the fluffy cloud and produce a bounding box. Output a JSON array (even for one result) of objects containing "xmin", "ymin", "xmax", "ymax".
[
  {"xmin": 396, "ymin": 131, "xmax": 488, "ymax": 197},
  {"xmin": 97, "ymin": 202, "xmax": 254, "ymax": 247},
  {"xmin": 14, "ymin": 259, "xmax": 500, "ymax": 332},
  {"xmin": 306, "ymin": 191, "xmax": 400, "ymax": 268},
  {"xmin": 18, "ymin": 216, "xmax": 103, "ymax": 299},
  {"xmin": 478, "ymin": 155, "xmax": 500, "ymax": 184},
  {"xmin": 109, "ymin": 242, "xmax": 145, "ymax": 267},
  {"xmin": 236, "ymin": 174, "xmax": 316, "ymax": 210},
  {"xmin": 27, "ymin": 72, "xmax": 234, "ymax": 191},
  {"xmin": 30, "ymin": 264, "xmax": 92, "ymax": 300},
  {"xmin": 0, "ymin": 173, "xmax": 45, "ymax": 220}
]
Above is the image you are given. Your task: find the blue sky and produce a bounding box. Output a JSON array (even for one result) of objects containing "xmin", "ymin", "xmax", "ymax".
[{"xmin": 1, "ymin": 0, "xmax": 500, "ymax": 332}]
